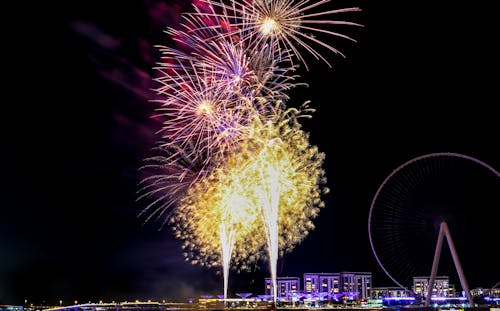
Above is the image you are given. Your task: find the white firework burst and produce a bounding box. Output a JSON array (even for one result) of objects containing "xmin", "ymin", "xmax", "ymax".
[{"xmin": 197, "ymin": 0, "xmax": 362, "ymax": 69}]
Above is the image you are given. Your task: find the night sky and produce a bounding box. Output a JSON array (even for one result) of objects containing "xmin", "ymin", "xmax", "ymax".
[{"xmin": 2, "ymin": 0, "xmax": 499, "ymax": 305}]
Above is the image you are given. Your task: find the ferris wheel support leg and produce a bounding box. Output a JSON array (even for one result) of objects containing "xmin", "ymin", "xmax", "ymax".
[
  {"xmin": 442, "ymin": 222, "xmax": 474, "ymax": 307},
  {"xmin": 424, "ymin": 221, "xmax": 474, "ymax": 307},
  {"xmin": 425, "ymin": 222, "xmax": 445, "ymax": 307}
]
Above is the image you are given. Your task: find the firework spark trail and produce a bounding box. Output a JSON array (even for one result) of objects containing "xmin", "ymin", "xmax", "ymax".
[
  {"xmin": 218, "ymin": 181, "xmax": 260, "ymax": 302},
  {"xmin": 243, "ymin": 109, "xmax": 320, "ymax": 302},
  {"xmin": 174, "ymin": 155, "xmax": 265, "ymax": 301},
  {"xmin": 219, "ymin": 221, "xmax": 235, "ymax": 304},
  {"xmin": 256, "ymin": 139, "xmax": 284, "ymax": 302},
  {"xmin": 137, "ymin": 144, "xmax": 201, "ymax": 226}
]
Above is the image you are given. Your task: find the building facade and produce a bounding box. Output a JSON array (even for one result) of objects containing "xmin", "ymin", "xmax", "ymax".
[
  {"xmin": 265, "ymin": 277, "xmax": 300, "ymax": 300},
  {"xmin": 340, "ymin": 272, "xmax": 372, "ymax": 300},
  {"xmin": 303, "ymin": 273, "xmax": 340, "ymax": 294},
  {"xmin": 303, "ymin": 272, "xmax": 372, "ymax": 300},
  {"xmin": 413, "ymin": 276, "xmax": 453, "ymax": 298},
  {"xmin": 471, "ymin": 288, "xmax": 500, "ymax": 298}
]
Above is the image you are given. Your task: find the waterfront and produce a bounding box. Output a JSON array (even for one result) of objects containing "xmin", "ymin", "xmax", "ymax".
[{"xmin": 2, "ymin": 300, "xmax": 499, "ymax": 311}]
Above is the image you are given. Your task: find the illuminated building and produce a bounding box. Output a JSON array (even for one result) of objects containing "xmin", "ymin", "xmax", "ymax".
[
  {"xmin": 264, "ymin": 272, "xmax": 373, "ymax": 301},
  {"xmin": 413, "ymin": 276, "xmax": 453, "ymax": 298},
  {"xmin": 493, "ymin": 288, "xmax": 500, "ymax": 298},
  {"xmin": 265, "ymin": 277, "xmax": 300, "ymax": 300},
  {"xmin": 303, "ymin": 272, "xmax": 372, "ymax": 300},
  {"xmin": 303, "ymin": 273, "xmax": 340, "ymax": 294},
  {"xmin": 471, "ymin": 288, "xmax": 500, "ymax": 298},
  {"xmin": 448, "ymin": 284, "xmax": 457, "ymax": 297},
  {"xmin": 340, "ymin": 272, "xmax": 372, "ymax": 300}
]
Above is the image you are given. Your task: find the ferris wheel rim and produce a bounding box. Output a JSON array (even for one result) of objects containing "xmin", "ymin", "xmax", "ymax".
[{"xmin": 368, "ymin": 152, "xmax": 500, "ymax": 290}]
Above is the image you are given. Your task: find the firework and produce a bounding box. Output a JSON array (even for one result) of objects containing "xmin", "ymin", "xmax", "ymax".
[
  {"xmin": 153, "ymin": 19, "xmax": 301, "ymax": 176},
  {"xmin": 154, "ymin": 50, "xmax": 249, "ymax": 167},
  {"xmin": 197, "ymin": 0, "xmax": 362, "ymax": 69},
  {"xmin": 167, "ymin": 2, "xmax": 304, "ymax": 98},
  {"xmin": 173, "ymin": 104, "xmax": 327, "ymax": 301},
  {"xmin": 240, "ymin": 104, "xmax": 327, "ymax": 301},
  {"xmin": 139, "ymin": 0, "xmax": 358, "ymax": 302},
  {"xmin": 137, "ymin": 143, "xmax": 203, "ymax": 226}
]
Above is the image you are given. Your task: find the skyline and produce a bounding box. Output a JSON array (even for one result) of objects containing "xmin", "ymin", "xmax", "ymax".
[{"xmin": 2, "ymin": 0, "xmax": 499, "ymax": 305}]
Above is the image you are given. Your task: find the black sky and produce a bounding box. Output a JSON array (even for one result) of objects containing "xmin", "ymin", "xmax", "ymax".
[{"xmin": 2, "ymin": 0, "xmax": 499, "ymax": 305}]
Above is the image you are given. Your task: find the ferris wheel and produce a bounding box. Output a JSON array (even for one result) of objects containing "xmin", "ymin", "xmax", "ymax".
[{"xmin": 368, "ymin": 152, "xmax": 500, "ymax": 292}]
